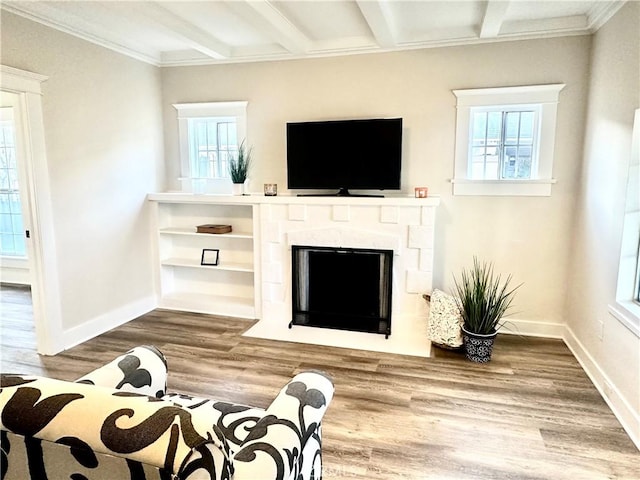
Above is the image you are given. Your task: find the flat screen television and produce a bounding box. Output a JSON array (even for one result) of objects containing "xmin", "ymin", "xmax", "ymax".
[{"xmin": 286, "ymin": 117, "xmax": 402, "ymax": 196}]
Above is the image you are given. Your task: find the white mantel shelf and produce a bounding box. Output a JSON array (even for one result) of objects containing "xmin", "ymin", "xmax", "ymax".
[{"xmin": 147, "ymin": 192, "xmax": 441, "ymax": 207}]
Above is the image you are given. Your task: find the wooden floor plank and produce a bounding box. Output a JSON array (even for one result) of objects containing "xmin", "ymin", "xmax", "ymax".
[{"xmin": 0, "ymin": 284, "xmax": 638, "ymax": 479}]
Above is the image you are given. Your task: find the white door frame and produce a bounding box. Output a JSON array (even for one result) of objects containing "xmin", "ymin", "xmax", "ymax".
[{"xmin": 1, "ymin": 65, "xmax": 63, "ymax": 355}]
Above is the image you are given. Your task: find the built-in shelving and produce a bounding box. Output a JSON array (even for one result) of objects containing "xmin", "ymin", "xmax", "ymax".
[{"xmin": 149, "ymin": 196, "xmax": 259, "ymax": 319}]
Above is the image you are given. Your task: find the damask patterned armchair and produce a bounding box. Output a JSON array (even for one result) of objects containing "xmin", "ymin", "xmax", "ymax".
[{"xmin": 0, "ymin": 345, "xmax": 334, "ymax": 480}]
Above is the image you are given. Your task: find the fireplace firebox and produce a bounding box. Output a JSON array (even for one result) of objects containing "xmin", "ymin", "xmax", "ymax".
[{"xmin": 290, "ymin": 245, "xmax": 393, "ymax": 337}]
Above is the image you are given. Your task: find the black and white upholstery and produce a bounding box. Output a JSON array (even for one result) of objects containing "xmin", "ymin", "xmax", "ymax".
[{"xmin": 0, "ymin": 345, "xmax": 334, "ymax": 480}]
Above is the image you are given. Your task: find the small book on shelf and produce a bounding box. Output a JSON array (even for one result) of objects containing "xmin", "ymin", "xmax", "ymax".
[{"xmin": 196, "ymin": 224, "xmax": 232, "ymax": 234}]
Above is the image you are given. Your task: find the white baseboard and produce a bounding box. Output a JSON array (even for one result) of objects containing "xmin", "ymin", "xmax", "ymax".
[
  {"xmin": 0, "ymin": 266, "xmax": 31, "ymax": 285},
  {"xmin": 62, "ymin": 295, "xmax": 156, "ymax": 351},
  {"xmin": 499, "ymin": 317, "xmax": 565, "ymax": 338},
  {"xmin": 563, "ymin": 326, "xmax": 640, "ymax": 451}
]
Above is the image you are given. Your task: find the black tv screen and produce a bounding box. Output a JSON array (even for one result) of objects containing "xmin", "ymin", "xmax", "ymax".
[{"xmin": 286, "ymin": 118, "xmax": 402, "ymax": 195}]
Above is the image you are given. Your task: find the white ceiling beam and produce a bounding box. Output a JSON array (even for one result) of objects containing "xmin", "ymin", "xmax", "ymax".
[
  {"xmin": 356, "ymin": 0, "xmax": 396, "ymax": 49},
  {"xmin": 225, "ymin": 0, "xmax": 312, "ymax": 54},
  {"xmin": 140, "ymin": 2, "xmax": 231, "ymax": 59},
  {"xmin": 479, "ymin": 0, "xmax": 511, "ymax": 38}
]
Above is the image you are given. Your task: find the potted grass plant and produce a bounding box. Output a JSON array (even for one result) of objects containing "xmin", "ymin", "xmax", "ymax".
[
  {"xmin": 228, "ymin": 140, "xmax": 252, "ymax": 195},
  {"xmin": 453, "ymin": 257, "xmax": 521, "ymax": 363}
]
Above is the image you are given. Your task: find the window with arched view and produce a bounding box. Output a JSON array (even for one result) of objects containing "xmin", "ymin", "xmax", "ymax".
[{"xmin": 0, "ymin": 108, "xmax": 25, "ymax": 258}]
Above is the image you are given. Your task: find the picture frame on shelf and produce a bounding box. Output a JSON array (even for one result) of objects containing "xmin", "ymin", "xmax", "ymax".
[{"xmin": 201, "ymin": 248, "xmax": 219, "ymax": 266}]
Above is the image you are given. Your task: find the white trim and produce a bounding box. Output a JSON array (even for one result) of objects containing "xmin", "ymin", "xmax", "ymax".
[
  {"xmin": 0, "ymin": 256, "xmax": 28, "ymax": 269},
  {"xmin": 1, "ymin": 65, "xmax": 63, "ymax": 355},
  {"xmin": 452, "ymin": 84, "xmax": 564, "ymax": 197},
  {"xmin": 0, "ymin": 66, "xmax": 48, "ymax": 94},
  {"xmin": 61, "ymin": 295, "xmax": 156, "ymax": 351},
  {"xmin": 451, "ymin": 178, "xmax": 556, "ymax": 196},
  {"xmin": 613, "ymin": 109, "xmax": 640, "ymax": 335},
  {"xmin": 0, "ymin": 256, "xmax": 30, "ymax": 285},
  {"xmin": 453, "ymin": 84, "xmax": 566, "ymax": 104},
  {"xmin": 173, "ymin": 101, "xmax": 248, "ymax": 118},
  {"xmin": 498, "ymin": 317, "xmax": 565, "ymax": 338},
  {"xmin": 173, "ymin": 101, "xmax": 248, "ymax": 192},
  {"xmin": 609, "ymin": 302, "xmax": 640, "ymax": 338},
  {"xmin": 563, "ymin": 326, "xmax": 640, "ymax": 451}
]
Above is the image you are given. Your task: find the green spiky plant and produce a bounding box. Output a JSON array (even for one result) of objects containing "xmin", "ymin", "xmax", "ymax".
[
  {"xmin": 453, "ymin": 257, "xmax": 521, "ymax": 335},
  {"xmin": 228, "ymin": 140, "xmax": 252, "ymax": 184}
]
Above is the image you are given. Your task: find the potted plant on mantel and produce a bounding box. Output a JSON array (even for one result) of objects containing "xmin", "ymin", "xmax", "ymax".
[
  {"xmin": 453, "ymin": 257, "xmax": 521, "ymax": 363},
  {"xmin": 228, "ymin": 140, "xmax": 252, "ymax": 195}
]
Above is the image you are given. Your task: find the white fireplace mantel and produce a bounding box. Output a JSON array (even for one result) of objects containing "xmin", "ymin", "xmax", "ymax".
[{"xmin": 149, "ymin": 193, "xmax": 440, "ymax": 357}]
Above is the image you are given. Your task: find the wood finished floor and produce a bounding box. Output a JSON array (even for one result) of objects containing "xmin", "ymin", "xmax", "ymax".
[{"xmin": 1, "ymin": 284, "xmax": 638, "ymax": 479}]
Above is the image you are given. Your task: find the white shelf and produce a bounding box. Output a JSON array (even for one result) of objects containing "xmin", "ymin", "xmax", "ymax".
[
  {"xmin": 150, "ymin": 199, "xmax": 259, "ymax": 319},
  {"xmin": 159, "ymin": 292, "xmax": 255, "ymax": 318},
  {"xmin": 161, "ymin": 257, "xmax": 254, "ymax": 273},
  {"xmin": 159, "ymin": 227, "xmax": 253, "ymax": 239},
  {"xmin": 148, "ymin": 192, "xmax": 441, "ymax": 207}
]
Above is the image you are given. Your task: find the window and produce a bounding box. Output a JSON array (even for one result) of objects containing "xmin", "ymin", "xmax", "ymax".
[
  {"xmin": 188, "ymin": 116, "xmax": 238, "ymax": 179},
  {"xmin": 470, "ymin": 106, "xmax": 538, "ymax": 180},
  {"xmin": 0, "ymin": 107, "xmax": 25, "ymax": 257},
  {"xmin": 636, "ymin": 237, "xmax": 640, "ymax": 303},
  {"xmin": 611, "ymin": 108, "xmax": 640, "ymax": 337},
  {"xmin": 452, "ymin": 84, "xmax": 564, "ymax": 196},
  {"xmin": 174, "ymin": 101, "xmax": 247, "ymax": 192}
]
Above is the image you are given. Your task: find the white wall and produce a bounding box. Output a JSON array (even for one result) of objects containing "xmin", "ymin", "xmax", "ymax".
[
  {"xmin": 161, "ymin": 36, "xmax": 591, "ymax": 335},
  {"xmin": 0, "ymin": 12, "xmax": 165, "ymax": 346},
  {"xmin": 565, "ymin": 2, "xmax": 640, "ymax": 447}
]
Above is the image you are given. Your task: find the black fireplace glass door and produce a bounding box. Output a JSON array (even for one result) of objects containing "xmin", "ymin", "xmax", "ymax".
[
  {"xmin": 291, "ymin": 245, "xmax": 392, "ymax": 336},
  {"xmin": 308, "ymin": 250, "xmax": 380, "ymax": 317}
]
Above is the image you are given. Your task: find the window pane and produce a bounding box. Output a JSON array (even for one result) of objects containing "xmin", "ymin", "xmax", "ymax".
[
  {"xmin": 1, "ymin": 233, "xmax": 15, "ymax": 254},
  {"xmin": 486, "ymin": 112, "xmax": 502, "ymax": 145},
  {"xmin": 499, "ymin": 110, "xmax": 536, "ymax": 179},
  {"xmin": 187, "ymin": 117, "xmax": 238, "ymax": 179},
  {"xmin": 228, "ymin": 123, "xmax": 238, "ymax": 147},
  {"xmin": 504, "ymin": 111, "xmax": 520, "ymax": 144},
  {"xmin": 470, "ymin": 110, "xmax": 505, "ymax": 180},
  {"xmin": 0, "ymin": 119, "xmax": 25, "ymax": 257},
  {"xmin": 0, "ymin": 213, "xmax": 12, "ymax": 233},
  {"xmin": 472, "ymin": 112, "xmax": 487, "ymax": 144},
  {"xmin": 520, "ymin": 111, "xmax": 535, "ymax": 141}
]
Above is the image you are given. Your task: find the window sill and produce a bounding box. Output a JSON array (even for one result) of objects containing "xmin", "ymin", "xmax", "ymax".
[
  {"xmin": 451, "ymin": 178, "xmax": 556, "ymax": 196},
  {"xmin": 608, "ymin": 302, "xmax": 640, "ymax": 338}
]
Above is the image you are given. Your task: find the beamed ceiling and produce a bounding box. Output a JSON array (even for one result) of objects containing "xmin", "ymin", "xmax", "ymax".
[{"xmin": 1, "ymin": 0, "xmax": 626, "ymax": 67}]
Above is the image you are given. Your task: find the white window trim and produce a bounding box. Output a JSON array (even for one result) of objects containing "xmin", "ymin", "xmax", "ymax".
[
  {"xmin": 611, "ymin": 108, "xmax": 640, "ymax": 338},
  {"xmin": 452, "ymin": 84, "xmax": 565, "ymax": 196},
  {"xmin": 173, "ymin": 101, "xmax": 248, "ymax": 187}
]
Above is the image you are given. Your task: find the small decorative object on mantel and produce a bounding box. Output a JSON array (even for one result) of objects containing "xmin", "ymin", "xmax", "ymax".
[
  {"xmin": 200, "ymin": 248, "xmax": 219, "ymax": 266},
  {"xmin": 228, "ymin": 139, "xmax": 252, "ymax": 195},
  {"xmin": 453, "ymin": 257, "xmax": 521, "ymax": 363},
  {"xmin": 264, "ymin": 183, "xmax": 277, "ymax": 196},
  {"xmin": 414, "ymin": 187, "xmax": 428, "ymax": 198},
  {"xmin": 196, "ymin": 224, "xmax": 232, "ymax": 234}
]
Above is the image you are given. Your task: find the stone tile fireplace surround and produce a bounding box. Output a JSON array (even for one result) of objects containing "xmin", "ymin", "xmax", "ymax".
[
  {"xmin": 149, "ymin": 194, "xmax": 440, "ymax": 357},
  {"xmin": 248, "ymin": 195, "xmax": 439, "ymax": 357}
]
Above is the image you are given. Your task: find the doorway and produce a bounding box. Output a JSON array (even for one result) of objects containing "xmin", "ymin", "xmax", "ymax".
[
  {"xmin": 0, "ymin": 92, "xmax": 31, "ymax": 283},
  {"xmin": 1, "ymin": 65, "xmax": 62, "ymax": 355}
]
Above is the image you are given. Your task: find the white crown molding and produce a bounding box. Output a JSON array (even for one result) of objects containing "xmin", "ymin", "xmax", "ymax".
[
  {"xmin": 587, "ymin": 0, "xmax": 627, "ymax": 31},
  {"xmin": 1, "ymin": 3, "xmax": 161, "ymax": 66}
]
